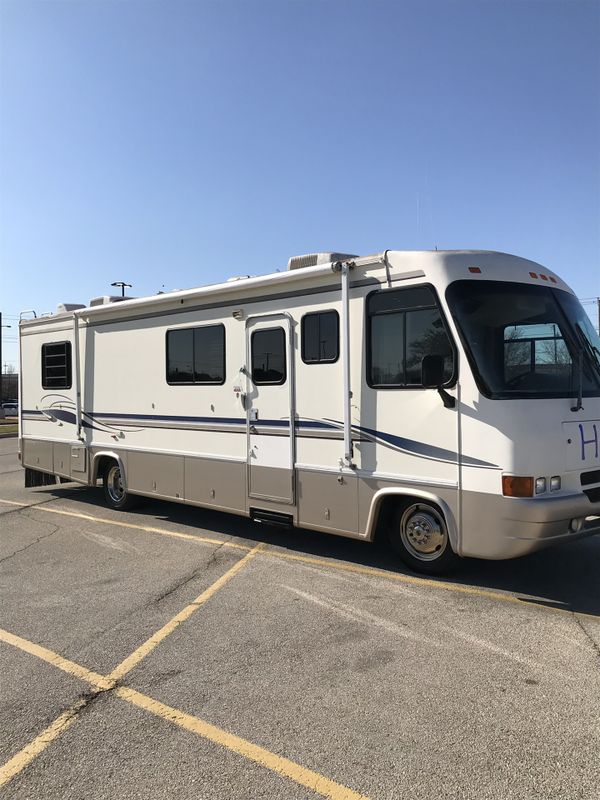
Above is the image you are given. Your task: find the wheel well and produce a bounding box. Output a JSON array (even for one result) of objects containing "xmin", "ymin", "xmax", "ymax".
[
  {"xmin": 372, "ymin": 493, "xmax": 449, "ymax": 544},
  {"xmin": 93, "ymin": 455, "xmax": 118, "ymax": 484},
  {"xmin": 372, "ymin": 494, "xmax": 412, "ymax": 543}
]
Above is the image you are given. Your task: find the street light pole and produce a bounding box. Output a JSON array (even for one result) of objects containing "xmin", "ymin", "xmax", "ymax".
[{"xmin": 110, "ymin": 281, "xmax": 132, "ymax": 298}]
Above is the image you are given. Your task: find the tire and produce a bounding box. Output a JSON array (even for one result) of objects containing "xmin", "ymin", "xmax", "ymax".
[
  {"xmin": 102, "ymin": 462, "xmax": 138, "ymax": 511},
  {"xmin": 387, "ymin": 501, "xmax": 458, "ymax": 575}
]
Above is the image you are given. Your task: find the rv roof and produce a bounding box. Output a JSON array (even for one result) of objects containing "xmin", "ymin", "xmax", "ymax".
[{"xmin": 20, "ymin": 249, "xmax": 567, "ymax": 327}]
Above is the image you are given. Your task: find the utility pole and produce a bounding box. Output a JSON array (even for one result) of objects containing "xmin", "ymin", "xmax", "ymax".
[{"xmin": 0, "ymin": 314, "xmax": 12, "ymax": 403}]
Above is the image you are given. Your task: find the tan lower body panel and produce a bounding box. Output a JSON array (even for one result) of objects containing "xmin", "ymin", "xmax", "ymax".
[
  {"xmin": 297, "ymin": 469, "xmax": 358, "ymax": 534},
  {"xmin": 127, "ymin": 451, "xmax": 185, "ymax": 500},
  {"xmin": 248, "ymin": 465, "xmax": 294, "ymax": 504},
  {"xmin": 22, "ymin": 438, "xmax": 460, "ymax": 543},
  {"xmin": 185, "ymin": 457, "xmax": 245, "ymax": 512},
  {"xmin": 53, "ymin": 443, "xmax": 71, "ymax": 478},
  {"xmin": 21, "ymin": 439, "xmax": 54, "ymax": 473}
]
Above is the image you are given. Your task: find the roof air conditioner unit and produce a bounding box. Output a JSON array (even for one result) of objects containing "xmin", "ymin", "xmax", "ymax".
[{"xmin": 287, "ymin": 252, "xmax": 358, "ymax": 270}]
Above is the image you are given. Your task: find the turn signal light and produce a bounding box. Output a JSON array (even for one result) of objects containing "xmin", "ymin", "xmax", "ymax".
[{"xmin": 502, "ymin": 476, "xmax": 534, "ymax": 497}]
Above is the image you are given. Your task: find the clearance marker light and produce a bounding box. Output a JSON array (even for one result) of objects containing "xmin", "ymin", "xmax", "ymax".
[
  {"xmin": 502, "ymin": 475, "xmax": 534, "ymax": 497},
  {"xmin": 549, "ymin": 276, "xmax": 557, "ymax": 283},
  {"xmin": 529, "ymin": 272, "xmax": 538, "ymax": 279},
  {"xmin": 468, "ymin": 267, "xmax": 482, "ymax": 274},
  {"xmin": 540, "ymin": 274, "xmax": 549, "ymax": 281}
]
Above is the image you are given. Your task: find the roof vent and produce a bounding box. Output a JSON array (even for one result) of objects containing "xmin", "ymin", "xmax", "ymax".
[
  {"xmin": 287, "ymin": 252, "xmax": 358, "ymax": 270},
  {"xmin": 56, "ymin": 303, "xmax": 86, "ymax": 315},
  {"xmin": 226, "ymin": 275, "xmax": 251, "ymax": 282},
  {"xmin": 88, "ymin": 295, "xmax": 134, "ymax": 307}
]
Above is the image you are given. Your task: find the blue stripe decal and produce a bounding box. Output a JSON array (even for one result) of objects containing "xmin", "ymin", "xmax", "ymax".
[
  {"xmin": 24, "ymin": 408, "xmax": 497, "ymax": 468},
  {"xmin": 350, "ymin": 422, "xmax": 496, "ymax": 468}
]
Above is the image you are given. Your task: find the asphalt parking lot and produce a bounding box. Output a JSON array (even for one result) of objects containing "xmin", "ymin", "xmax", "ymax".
[{"xmin": 1, "ymin": 435, "xmax": 599, "ymax": 800}]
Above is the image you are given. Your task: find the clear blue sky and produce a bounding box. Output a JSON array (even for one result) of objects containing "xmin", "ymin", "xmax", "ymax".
[{"xmin": 1, "ymin": 0, "xmax": 599, "ymax": 368}]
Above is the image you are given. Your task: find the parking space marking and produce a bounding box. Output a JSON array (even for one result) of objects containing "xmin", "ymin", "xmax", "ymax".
[
  {"xmin": 117, "ymin": 685, "xmax": 369, "ymax": 800},
  {"xmin": 0, "ymin": 544, "xmax": 264, "ymax": 788},
  {"xmin": 15, "ymin": 502, "xmax": 251, "ymax": 551},
  {"xmin": 0, "ymin": 627, "xmax": 111, "ymax": 690},
  {"xmin": 1, "ymin": 496, "xmax": 595, "ymax": 619},
  {"xmin": 0, "ymin": 700, "xmax": 87, "ymax": 789},
  {"xmin": 108, "ymin": 541, "xmax": 265, "ymax": 682},
  {"xmin": 0, "ymin": 602, "xmax": 370, "ymax": 798}
]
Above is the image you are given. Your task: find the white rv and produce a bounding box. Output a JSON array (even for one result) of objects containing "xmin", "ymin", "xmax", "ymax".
[{"xmin": 18, "ymin": 250, "xmax": 600, "ymax": 573}]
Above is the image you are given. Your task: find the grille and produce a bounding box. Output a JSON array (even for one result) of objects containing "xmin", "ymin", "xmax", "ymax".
[
  {"xmin": 581, "ymin": 469, "xmax": 600, "ymax": 487},
  {"xmin": 583, "ymin": 486, "xmax": 600, "ymax": 503}
]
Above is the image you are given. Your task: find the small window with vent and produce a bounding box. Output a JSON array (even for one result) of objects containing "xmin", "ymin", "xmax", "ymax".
[
  {"xmin": 301, "ymin": 310, "xmax": 339, "ymax": 364},
  {"xmin": 42, "ymin": 341, "xmax": 72, "ymax": 389}
]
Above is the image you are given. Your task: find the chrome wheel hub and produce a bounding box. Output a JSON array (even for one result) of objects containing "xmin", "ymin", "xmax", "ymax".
[
  {"xmin": 107, "ymin": 466, "xmax": 125, "ymax": 504},
  {"xmin": 400, "ymin": 505, "xmax": 448, "ymax": 561}
]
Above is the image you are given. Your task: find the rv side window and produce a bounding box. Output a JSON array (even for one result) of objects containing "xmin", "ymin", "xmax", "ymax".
[
  {"xmin": 367, "ymin": 286, "xmax": 454, "ymax": 388},
  {"xmin": 301, "ymin": 310, "xmax": 339, "ymax": 363},
  {"xmin": 41, "ymin": 341, "xmax": 72, "ymax": 389},
  {"xmin": 251, "ymin": 327, "xmax": 286, "ymax": 385},
  {"xmin": 166, "ymin": 324, "xmax": 225, "ymax": 385}
]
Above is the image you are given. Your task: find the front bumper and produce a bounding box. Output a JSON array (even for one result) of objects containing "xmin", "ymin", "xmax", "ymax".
[{"xmin": 460, "ymin": 490, "xmax": 600, "ymax": 559}]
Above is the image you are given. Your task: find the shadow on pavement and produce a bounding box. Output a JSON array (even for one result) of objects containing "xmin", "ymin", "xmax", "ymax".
[{"xmin": 25, "ymin": 483, "xmax": 600, "ymax": 620}]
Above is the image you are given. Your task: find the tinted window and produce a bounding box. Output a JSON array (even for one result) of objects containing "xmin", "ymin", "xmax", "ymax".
[
  {"xmin": 301, "ymin": 310, "xmax": 339, "ymax": 363},
  {"xmin": 166, "ymin": 325, "xmax": 225, "ymax": 385},
  {"xmin": 446, "ymin": 281, "xmax": 600, "ymax": 399},
  {"xmin": 194, "ymin": 326, "xmax": 226, "ymax": 382},
  {"xmin": 252, "ymin": 327, "xmax": 286, "ymax": 384},
  {"xmin": 367, "ymin": 287, "xmax": 454, "ymax": 387},
  {"xmin": 167, "ymin": 329, "xmax": 194, "ymax": 383},
  {"xmin": 42, "ymin": 342, "xmax": 72, "ymax": 389}
]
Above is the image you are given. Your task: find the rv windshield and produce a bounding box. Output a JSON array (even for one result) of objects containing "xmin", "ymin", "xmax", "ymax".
[{"xmin": 446, "ymin": 280, "xmax": 600, "ymax": 399}]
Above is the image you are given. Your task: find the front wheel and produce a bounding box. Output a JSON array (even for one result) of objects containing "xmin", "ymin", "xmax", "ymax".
[
  {"xmin": 388, "ymin": 502, "xmax": 458, "ymax": 575},
  {"xmin": 103, "ymin": 463, "xmax": 138, "ymax": 511}
]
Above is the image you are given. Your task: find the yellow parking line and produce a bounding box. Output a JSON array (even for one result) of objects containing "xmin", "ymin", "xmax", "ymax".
[
  {"xmin": 0, "ymin": 620, "xmax": 369, "ymax": 799},
  {"xmin": 0, "ymin": 497, "xmax": 585, "ymax": 617},
  {"xmin": 118, "ymin": 685, "xmax": 369, "ymax": 800},
  {"xmin": 0, "ymin": 700, "xmax": 86, "ymax": 789},
  {"xmin": 108, "ymin": 542, "xmax": 265, "ymax": 682},
  {"xmin": 0, "ymin": 627, "xmax": 112, "ymax": 690},
  {"xmin": 0, "ymin": 498, "xmax": 250, "ymax": 551}
]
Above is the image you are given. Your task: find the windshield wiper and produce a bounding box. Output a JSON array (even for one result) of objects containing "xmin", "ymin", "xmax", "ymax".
[
  {"xmin": 575, "ymin": 322, "xmax": 600, "ymax": 379},
  {"xmin": 570, "ymin": 323, "xmax": 600, "ymax": 412}
]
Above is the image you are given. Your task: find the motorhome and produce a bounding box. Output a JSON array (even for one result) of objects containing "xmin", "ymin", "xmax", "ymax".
[{"xmin": 18, "ymin": 250, "xmax": 600, "ymax": 573}]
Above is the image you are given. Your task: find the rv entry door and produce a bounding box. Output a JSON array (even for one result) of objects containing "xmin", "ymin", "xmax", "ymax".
[{"xmin": 245, "ymin": 314, "xmax": 295, "ymax": 504}]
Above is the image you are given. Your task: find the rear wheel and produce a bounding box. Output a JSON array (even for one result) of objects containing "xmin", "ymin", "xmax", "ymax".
[
  {"xmin": 103, "ymin": 463, "xmax": 138, "ymax": 510},
  {"xmin": 388, "ymin": 502, "xmax": 458, "ymax": 575}
]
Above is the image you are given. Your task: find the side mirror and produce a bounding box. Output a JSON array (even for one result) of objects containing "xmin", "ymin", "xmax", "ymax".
[
  {"xmin": 421, "ymin": 354, "xmax": 456, "ymax": 409},
  {"xmin": 421, "ymin": 355, "xmax": 445, "ymax": 388}
]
